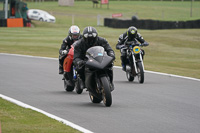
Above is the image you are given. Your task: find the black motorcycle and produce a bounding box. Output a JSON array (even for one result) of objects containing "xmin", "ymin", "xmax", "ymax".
[
  {"xmin": 124, "ymin": 41, "xmax": 146, "ymax": 83},
  {"xmin": 83, "ymin": 46, "xmax": 114, "ymax": 107}
]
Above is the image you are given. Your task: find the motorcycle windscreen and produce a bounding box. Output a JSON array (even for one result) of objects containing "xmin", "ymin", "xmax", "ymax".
[
  {"xmin": 86, "ymin": 46, "xmax": 113, "ymax": 69},
  {"xmin": 86, "ymin": 46, "xmax": 105, "ymax": 59}
]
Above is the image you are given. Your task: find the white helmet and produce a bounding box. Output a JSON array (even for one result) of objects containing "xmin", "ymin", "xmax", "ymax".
[{"xmin": 68, "ymin": 25, "xmax": 80, "ymax": 40}]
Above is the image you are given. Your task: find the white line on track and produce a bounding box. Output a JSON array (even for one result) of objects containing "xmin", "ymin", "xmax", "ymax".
[
  {"xmin": 0, "ymin": 53, "xmax": 199, "ymax": 132},
  {"xmin": 0, "ymin": 94, "xmax": 93, "ymax": 133},
  {"xmin": 114, "ymin": 66, "xmax": 200, "ymax": 81}
]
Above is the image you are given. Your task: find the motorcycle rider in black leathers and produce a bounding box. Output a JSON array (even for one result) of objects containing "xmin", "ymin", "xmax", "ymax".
[
  {"xmin": 73, "ymin": 26, "xmax": 115, "ymax": 90},
  {"xmin": 59, "ymin": 25, "xmax": 82, "ymax": 74},
  {"xmin": 116, "ymin": 26, "xmax": 149, "ymax": 71}
]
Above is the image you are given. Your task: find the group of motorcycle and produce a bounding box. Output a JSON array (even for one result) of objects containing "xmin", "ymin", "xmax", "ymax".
[{"xmin": 62, "ymin": 40, "xmax": 146, "ymax": 107}]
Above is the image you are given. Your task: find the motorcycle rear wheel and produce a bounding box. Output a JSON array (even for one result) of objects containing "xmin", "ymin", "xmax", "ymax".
[
  {"xmin": 137, "ymin": 62, "xmax": 144, "ymax": 83},
  {"xmin": 89, "ymin": 92, "xmax": 102, "ymax": 103},
  {"xmin": 100, "ymin": 76, "xmax": 112, "ymax": 107}
]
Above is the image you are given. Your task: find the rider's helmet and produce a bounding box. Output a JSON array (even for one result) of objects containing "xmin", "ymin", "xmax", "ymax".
[
  {"xmin": 82, "ymin": 26, "xmax": 98, "ymax": 46},
  {"xmin": 68, "ymin": 25, "xmax": 80, "ymax": 41},
  {"xmin": 127, "ymin": 26, "xmax": 137, "ymax": 40}
]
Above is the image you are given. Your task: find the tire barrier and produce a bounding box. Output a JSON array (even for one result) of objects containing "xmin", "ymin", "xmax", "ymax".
[
  {"xmin": 0, "ymin": 19, "xmax": 7, "ymax": 27},
  {"xmin": 104, "ymin": 18, "xmax": 200, "ymax": 29}
]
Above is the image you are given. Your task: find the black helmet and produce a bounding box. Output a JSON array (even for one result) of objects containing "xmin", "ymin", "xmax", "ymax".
[
  {"xmin": 127, "ymin": 26, "xmax": 137, "ymax": 40},
  {"xmin": 83, "ymin": 26, "xmax": 98, "ymax": 46},
  {"xmin": 68, "ymin": 25, "xmax": 80, "ymax": 41}
]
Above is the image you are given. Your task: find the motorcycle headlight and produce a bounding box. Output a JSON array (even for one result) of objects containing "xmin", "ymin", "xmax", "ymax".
[{"xmin": 133, "ymin": 46, "xmax": 140, "ymax": 54}]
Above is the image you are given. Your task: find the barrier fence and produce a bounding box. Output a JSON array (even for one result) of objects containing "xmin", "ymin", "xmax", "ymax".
[{"xmin": 104, "ymin": 18, "xmax": 200, "ymax": 29}]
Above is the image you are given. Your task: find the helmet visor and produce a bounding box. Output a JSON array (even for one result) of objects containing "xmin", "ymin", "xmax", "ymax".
[
  {"xmin": 72, "ymin": 34, "xmax": 79, "ymax": 40},
  {"xmin": 83, "ymin": 33, "xmax": 97, "ymax": 38}
]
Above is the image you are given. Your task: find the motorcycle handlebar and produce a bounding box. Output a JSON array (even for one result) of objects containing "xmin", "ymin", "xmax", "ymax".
[{"xmin": 125, "ymin": 41, "xmax": 141, "ymax": 46}]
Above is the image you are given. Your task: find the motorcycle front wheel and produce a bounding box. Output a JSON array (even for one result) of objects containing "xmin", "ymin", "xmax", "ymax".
[
  {"xmin": 64, "ymin": 80, "xmax": 74, "ymax": 92},
  {"xmin": 137, "ymin": 62, "xmax": 144, "ymax": 83},
  {"xmin": 89, "ymin": 92, "xmax": 102, "ymax": 103},
  {"xmin": 126, "ymin": 71, "xmax": 134, "ymax": 82},
  {"xmin": 100, "ymin": 76, "xmax": 112, "ymax": 107}
]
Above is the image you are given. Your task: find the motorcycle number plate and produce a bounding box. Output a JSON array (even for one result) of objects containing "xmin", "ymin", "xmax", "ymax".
[{"xmin": 133, "ymin": 46, "xmax": 140, "ymax": 54}]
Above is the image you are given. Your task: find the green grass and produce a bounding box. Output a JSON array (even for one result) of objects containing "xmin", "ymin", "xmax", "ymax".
[
  {"xmin": 27, "ymin": 1, "xmax": 200, "ymax": 21},
  {"xmin": 0, "ymin": 98, "xmax": 81, "ymax": 133},
  {"xmin": 0, "ymin": 1, "xmax": 200, "ymax": 132}
]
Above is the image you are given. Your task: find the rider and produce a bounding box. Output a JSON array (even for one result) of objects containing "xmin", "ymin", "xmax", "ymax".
[
  {"xmin": 73, "ymin": 26, "xmax": 115, "ymax": 90},
  {"xmin": 116, "ymin": 26, "xmax": 149, "ymax": 71},
  {"xmin": 59, "ymin": 25, "xmax": 82, "ymax": 74}
]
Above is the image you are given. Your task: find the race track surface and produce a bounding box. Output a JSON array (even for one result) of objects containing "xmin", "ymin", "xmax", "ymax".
[{"xmin": 0, "ymin": 54, "xmax": 200, "ymax": 133}]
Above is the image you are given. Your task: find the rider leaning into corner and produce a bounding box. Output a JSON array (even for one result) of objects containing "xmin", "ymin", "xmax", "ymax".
[
  {"xmin": 73, "ymin": 26, "xmax": 116, "ymax": 91},
  {"xmin": 58, "ymin": 25, "xmax": 82, "ymax": 74},
  {"xmin": 116, "ymin": 26, "xmax": 149, "ymax": 71}
]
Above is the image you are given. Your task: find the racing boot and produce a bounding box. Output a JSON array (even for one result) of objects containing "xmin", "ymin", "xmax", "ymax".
[
  {"xmin": 107, "ymin": 68, "xmax": 114, "ymax": 91},
  {"xmin": 121, "ymin": 56, "xmax": 126, "ymax": 71},
  {"xmin": 122, "ymin": 64, "xmax": 126, "ymax": 71},
  {"xmin": 59, "ymin": 66, "xmax": 64, "ymax": 74},
  {"xmin": 110, "ymin": 82, "xmax": 115, "ymax": 92},
  {"xmin": 59, "ymin": 59, "xmax": 64, "ymax": 74}
]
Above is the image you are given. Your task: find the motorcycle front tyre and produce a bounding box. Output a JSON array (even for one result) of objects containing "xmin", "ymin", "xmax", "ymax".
[
  {"xmin": 89, "ymin": 92, "xmax": 102, "ymax": 103},
  {"xmin": 75, "ymin": 77, "xmax": 83, "ymax": 94},
  {"xmin": 126, "ymin": 71, "xmax": 134, "ymax": 82},
  {"xmin": 64, "ymin": 80, "xmax": 74, "ymax": 92},
  {"xmin": 137, "ymin": 62, "xmax": 144, "ymax": 83},
  {"xmin": 100, "ymin": 76, "xmax": 112, "ymax": 107}
]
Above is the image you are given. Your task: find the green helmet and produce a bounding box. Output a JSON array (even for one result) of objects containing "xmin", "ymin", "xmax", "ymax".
[{"xmin": 127, "ymin": 26, "xmax": 137, "ymax": 40}]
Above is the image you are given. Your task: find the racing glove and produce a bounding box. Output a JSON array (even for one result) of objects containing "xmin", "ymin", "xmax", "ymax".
[
  {"xmin": 142, "ymin": 42, "xmax": 149, "ymax": 47},
  {"xmin": 61, "ymin": 50, "xmax": 68, "ymax": 55},
  {"xmin": 109, "ymin": 52, "xmax": 116, "ymax": 60},
  {"xmin": 116, "ymin": 44, "xmax": 126, "ymax": 50}
]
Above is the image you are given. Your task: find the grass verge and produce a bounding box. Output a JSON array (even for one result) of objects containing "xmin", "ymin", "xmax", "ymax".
[{"xmin": 0, "ymin": 98, "xmax": 81, "ymax": 133}]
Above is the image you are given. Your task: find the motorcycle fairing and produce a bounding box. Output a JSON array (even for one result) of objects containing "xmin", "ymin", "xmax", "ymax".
[
  {"xmin": 86, "ymin": 56, "xmax": 113, "ymax": 70},
  {"xmin": 63, "ymin": 46, "xmax": 74, "ymax": 72},
  {"xmin": 85, "ymin": 46, "xmax": 113, "ymax": 70},
  {"xmin": 85, "ymin": 68, "xmax": 106, "ymax": 100}
]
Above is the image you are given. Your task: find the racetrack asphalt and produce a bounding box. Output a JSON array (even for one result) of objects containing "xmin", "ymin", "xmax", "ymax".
[{"xmin": 0, "ymin": 53, "xmax": 200, "ymax": 133}]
